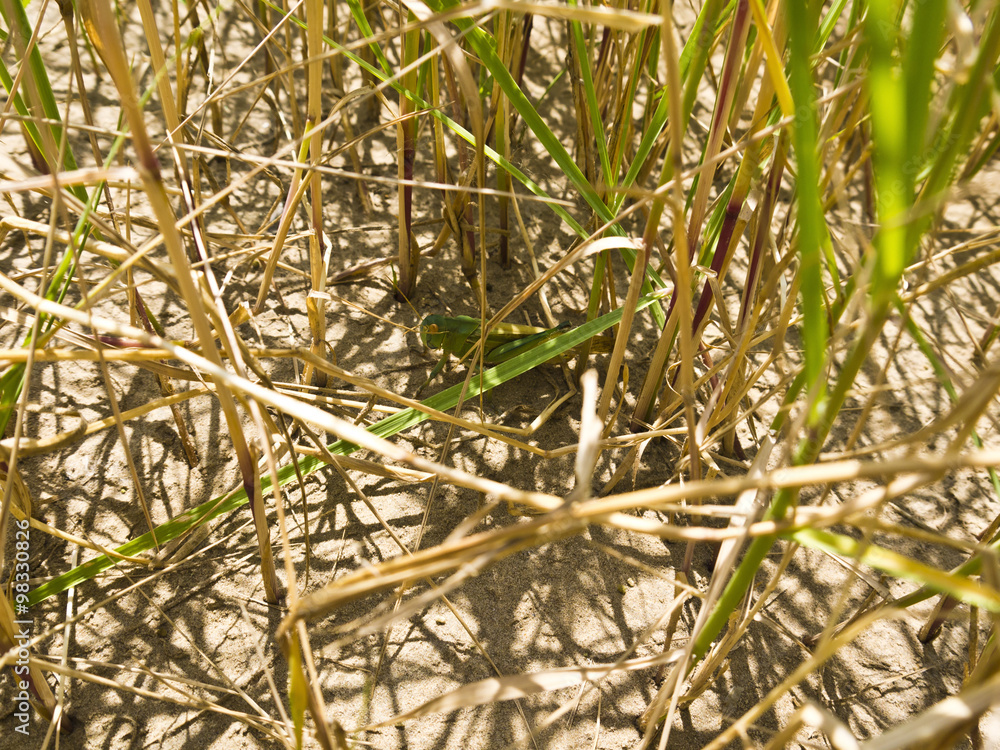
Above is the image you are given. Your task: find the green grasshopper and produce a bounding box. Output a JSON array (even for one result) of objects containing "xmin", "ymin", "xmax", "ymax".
[{"xmin": 417, "ymin": 314, "xmax": 610, "ymax": 394}]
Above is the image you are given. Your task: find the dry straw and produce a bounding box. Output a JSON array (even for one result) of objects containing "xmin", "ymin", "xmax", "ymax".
[{"xmin": 0, "ymin": 0, "xmax": 999, "ymax": 747}]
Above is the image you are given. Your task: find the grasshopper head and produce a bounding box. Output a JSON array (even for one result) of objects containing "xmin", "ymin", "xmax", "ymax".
[{"xmin": 419, "ymin": 315, "xmax": 448, "ymax": 350}]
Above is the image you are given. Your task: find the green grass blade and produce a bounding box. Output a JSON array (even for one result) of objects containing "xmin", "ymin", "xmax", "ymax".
[
  {"xmin": 786, "ymin": 0, "xmax": 828, "ymax": 412},
  {"xmin": 567, "ymin": 3, "xmax": 612, "ymax": 189},
  {"xmin": 343, "ymin": 0, "xmax": 394, "ymax": 75},
  {"xmin": 787, "ymin": 528, "xmax": 1000, "ymax": 613}
]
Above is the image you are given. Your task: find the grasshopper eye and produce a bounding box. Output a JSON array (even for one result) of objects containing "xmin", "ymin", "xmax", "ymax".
[{"xmin": 421, "ymin": 322, "xmax": 440, "ymax": 347}]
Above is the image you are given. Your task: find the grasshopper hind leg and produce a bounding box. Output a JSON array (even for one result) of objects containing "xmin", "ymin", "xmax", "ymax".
[{"xmin": 415, "ymin": 353, "xmax": 449, "ymax": 397}]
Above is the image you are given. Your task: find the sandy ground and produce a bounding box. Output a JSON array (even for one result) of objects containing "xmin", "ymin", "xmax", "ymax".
[{"xmin": 1, "ymin": 4, "xmax": 1000, "ymax": 750}]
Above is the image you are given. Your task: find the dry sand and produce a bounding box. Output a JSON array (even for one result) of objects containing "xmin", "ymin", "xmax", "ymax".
[{"xmin": 1, "ymin": 4, "xmax": 1000, "ymax": 749}]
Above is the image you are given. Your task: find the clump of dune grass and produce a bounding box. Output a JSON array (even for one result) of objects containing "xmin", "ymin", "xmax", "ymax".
[{"xmin": 1, "ymin": 0, "xmax": 1000, "ymax": 748}]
